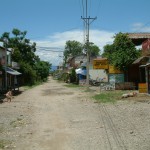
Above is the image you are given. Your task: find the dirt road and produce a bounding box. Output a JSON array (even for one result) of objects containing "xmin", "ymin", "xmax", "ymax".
[{"xmin": 1, "ymin": 77, "xmax": 150, "ymax": 150}]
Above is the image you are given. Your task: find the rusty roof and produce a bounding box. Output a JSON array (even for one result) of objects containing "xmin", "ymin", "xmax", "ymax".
[
  {"xmin": 128, "ymin": 33, "xmax": 150, "ymax": 45},
  {"xmin": 132, "ymin": 56, "xmax": 150, "ymax": 65}
]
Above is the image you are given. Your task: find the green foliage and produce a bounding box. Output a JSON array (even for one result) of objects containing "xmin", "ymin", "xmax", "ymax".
[
  {"xmin": 62, "ymin": 73, "xmax": 70, "ymax": 83},
  {"xmin": 102, "ymin": 44, "xmax": 114, "ymax": 62},
  {"xmin": 0, "ymin": 28, "xmax": 51, "ymax": 85},
  {"xmin": 63, "ymin": 40, "xmax": 100, "ymax": 64},
  {"xmin": 89, "ymin": 43, "xmax": 100, "ymax": 57},
  {"xmin": 64, "ymin": 40, "xmax": 83, "ymax": 62},
  {"xmin": 102, "ymin": 32, "xmax": 141, "ymax": 71},
  {"xmin": 93, "ymin": 91, "xmax": 125, "ymax": 103},
  {"xmin": 35, "ymin": 61, "xmax": 51, "ymax": 81},
  {"xmin": 70, "ymin": 68, "xmax": 77, "ymax": 83},
  {"xmin": 0, "ymin": 140, "xmax": 11, "ymax": 149},
  {"xmin": 20, "ymin": 61, "xmax": 37, "ymax": 85},
  {"xmin": 0, "ymin": 140, "xmax": 5, "ymax": 149}
]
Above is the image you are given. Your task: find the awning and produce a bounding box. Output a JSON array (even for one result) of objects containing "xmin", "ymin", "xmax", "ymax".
[
  {"xmin": 6, "ymin": 67, "xmax": 22, "ymax": 75},
  {"xmin": 140, "ymin": 63, "xmax": 150, "ymax": 67}
]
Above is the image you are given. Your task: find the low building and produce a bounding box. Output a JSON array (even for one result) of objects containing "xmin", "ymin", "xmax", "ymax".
[
  {"xmin": 0, "ymin": 46, "xmax": 21, "ymax": 92},
  {"xmin": 130, "ymin": 33, "xmax": 150, "ymax": 93}
]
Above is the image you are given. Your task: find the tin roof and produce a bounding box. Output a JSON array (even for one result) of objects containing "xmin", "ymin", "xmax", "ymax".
[
  {"xmin": 128, "ymin": 33, "xmax": 150, "ymax": 45},
  {"xmin": 132, "ymin": 56, "xmax": 150, "ymax": 64},
  {"xmin": 6, "ymin": 67, "xmax": 22, "ymax": 75}
]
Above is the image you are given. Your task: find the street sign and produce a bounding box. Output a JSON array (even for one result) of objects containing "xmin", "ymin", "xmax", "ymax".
[{"xmin": 93, "ymin": 59, "xmax": 108, "ymax": 69}]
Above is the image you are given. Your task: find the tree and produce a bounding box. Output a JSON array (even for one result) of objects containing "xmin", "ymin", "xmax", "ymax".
[
  {"xmin": 0, "ymin": 28, "xmax": 51, "ymax": 85},
  {"xmin": 102, "ymin": 44, "xmax": 114, "ymax": 62},
  {"xmin": 63, "ymin": 40, "xmax": 100, "ymax": 64},
  {"xmin": 35, "ymin": 61, "xmax": 51, "ymax": 81},
  {"xmin": 88, "ymin": 43, "xmax": 100, "ymax": 57},
  {"xmin": 63, "ymin": 40, "xmax": 83, "ymax": 63},
  {"xmin": 102, "ymin": 32, "xmax": 140, "ymax": 71},
  {"xmin": 112, "ymin": 32, "xmax": 140, "ymax": 71}
]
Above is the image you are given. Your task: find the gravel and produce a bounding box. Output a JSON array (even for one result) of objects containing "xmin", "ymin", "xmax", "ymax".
[{"xmin": 0, "ymin": 76, "xmax": 150, "ymax": 150}]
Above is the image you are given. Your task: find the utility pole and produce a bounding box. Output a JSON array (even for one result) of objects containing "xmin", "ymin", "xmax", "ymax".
[
  {"xmin": 3, "ymin": 38, "xmax": 8, "ymax": 90},
  {"xmin": 81, "ymin": 0, "xmax": 96, "ymax": 88}
]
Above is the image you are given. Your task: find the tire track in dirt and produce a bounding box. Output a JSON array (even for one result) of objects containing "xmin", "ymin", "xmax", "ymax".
[{"xmin": 98, "ymin": 104, "xmax": 127, "ymax": 150}]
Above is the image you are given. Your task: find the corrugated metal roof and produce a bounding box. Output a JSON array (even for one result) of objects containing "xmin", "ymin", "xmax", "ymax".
[
  {"xmin": 128, "ymin": 33, "xmax": 150, "ymax": 39},
  {"xmin": 132, "ymin": 56, "xmax": 150, "ymax": 64},
  {"xmin": 6, "ymin": 67, "xmax": 22, "ymax": 75}
]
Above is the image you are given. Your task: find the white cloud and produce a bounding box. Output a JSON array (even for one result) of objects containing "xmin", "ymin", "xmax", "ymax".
[
  {"xmin": 131, "ymin": 23, "xmax": 150, "ymax": 32},
  {"xmin": 33, "ymin": 29, "xmax": 115, "ymax": 66}
]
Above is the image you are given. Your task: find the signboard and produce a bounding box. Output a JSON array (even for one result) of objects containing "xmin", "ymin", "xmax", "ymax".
[
  {"xmin": 93, "ymin": 59, "xmax": 108, "ymax": 69},
  {"xmin": 109, "ymin": 65, "xmax": 123, "ymax": 74},
  {"xmin": 109, "ymin": 74, "xmax": 124, "ymax": 83}
]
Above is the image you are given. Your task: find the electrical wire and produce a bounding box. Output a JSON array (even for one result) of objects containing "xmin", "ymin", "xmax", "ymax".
[
  {"xmin": 89, "ymin": 0, "xmax": 92, "ymax": 17},
  {"xmin": 36, "ymin": 46, "xmax": 62, "ymax": 49},
  {"xmin": 95, "ymin": 0, "xmax": 102, "ymax": 17},
  {"xmin": 82, "ymin": 0, "xmax": 85, "ymax": 17}
]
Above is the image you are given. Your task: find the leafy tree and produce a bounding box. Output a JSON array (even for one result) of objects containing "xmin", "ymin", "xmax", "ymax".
[
  {"xmin": 63, "ymin": 40, "xmax": 83, "ymax": 62},
  {"xmin": 35, "ymin": 61, "xmax": 51, "ymax": 81},
  {"xmin": 102, "ymin": 32, "xmax": 140, "ymax": 71},
  {"xmin": 0, "ymin": 28, "xmax": 51, "ymax": 85},
  {"xmin": 112, "ymin": 32, "xmax": 140, "ymax": 71},
  {"xmin": 63, "ymin": 40, "xmax": 100, "ymax": 65},
  {"xmin": 19, "ymin": 61, "xmax": 37, "ymax": 85},
  {"xmin": 88, "ymin": 43, "xmax": 100, "ymax": 57},
  {"xmin": 102, "ymin": 44, "xmax": 114, "ymax": 62}
]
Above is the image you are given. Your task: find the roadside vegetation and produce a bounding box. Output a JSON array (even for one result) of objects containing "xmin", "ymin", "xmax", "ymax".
[
  {"xmin": 93, "ymin": 90, "xmax": 130, "ymax": 103},
  {"xmin": 102, "ymin": 32, "xmax": 141, "ymax": 77},
  {"xmin": 0, "ymin": 28, "xmax": 51, "ymax": 86}
]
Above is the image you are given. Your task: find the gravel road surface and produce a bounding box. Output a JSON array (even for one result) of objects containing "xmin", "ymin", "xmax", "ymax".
[{"xmin": 0, "ymin": 76, "xmax": 150, "ymax": 150}]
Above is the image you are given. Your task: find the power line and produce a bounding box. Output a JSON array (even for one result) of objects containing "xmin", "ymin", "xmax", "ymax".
[
  {"xmin": 36, "ymin": 46, "xmax": 64, "ymax": 52},
  {"xmin": 89, "ymin": 0, "xmax": 92, "ymax": 16},
  {"xmin": 36, "ymin": 46, "xmax": 63, "ymax": 49},
  {"xmin": 82, "ymin": 0, "xmax": 85, "ymax": 17},
  {"xmin": 37, "ymin": 49, "xmax": 63, "ymax": 52},
  {"xmin": 96, "ymin": 0, "xmax": 102, "ymax": 17}
]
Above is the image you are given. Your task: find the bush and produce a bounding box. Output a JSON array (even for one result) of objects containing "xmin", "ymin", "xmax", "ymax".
[{"xmin": 70, "ymin": 68, "xmax": 77, "ymax": 83}]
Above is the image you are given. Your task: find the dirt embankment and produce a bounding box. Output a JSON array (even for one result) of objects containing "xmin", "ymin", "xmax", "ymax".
[{"xmin": 0, "ymin": 77, "xmax": 150, "ymax": 150}]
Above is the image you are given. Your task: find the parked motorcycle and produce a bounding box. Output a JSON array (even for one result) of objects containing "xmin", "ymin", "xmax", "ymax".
[{"xmin": 89, "ymin": 79, "xmax": 100, "ymax": 86}]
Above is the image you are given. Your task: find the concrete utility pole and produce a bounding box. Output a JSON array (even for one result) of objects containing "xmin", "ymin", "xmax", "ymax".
[
  {"xmin": 3, "ymin": 38, "xmax": 8, "ymax": 90},
  {"xmin": 81, "ymin": 0, "xmax": 96, "ymax": 88}
]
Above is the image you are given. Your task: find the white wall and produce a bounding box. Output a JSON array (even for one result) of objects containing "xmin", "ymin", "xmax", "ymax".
[{"xmin": 89, "ymin": 69, "xmax": 108, "ymax": 82}]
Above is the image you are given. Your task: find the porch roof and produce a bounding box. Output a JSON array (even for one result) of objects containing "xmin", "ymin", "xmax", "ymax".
[
  {"xmin": 6, "ymin": 67, "xmax": 22, "ymax": 75},
  {"xmin": 132, "ymin": 56, "xmax": 150, "ymax": 64}
]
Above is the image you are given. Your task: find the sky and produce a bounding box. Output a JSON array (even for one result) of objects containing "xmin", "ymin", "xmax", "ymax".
[{"xmin": 0, "ymin": 0, "xmax": 150, "ymax": 66}]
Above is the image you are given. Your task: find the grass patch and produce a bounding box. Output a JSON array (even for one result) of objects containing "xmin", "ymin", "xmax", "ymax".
[
  {"xmin": 0, "ymin": 126, "xmax": 4, "ymax": 133},
  {"xmin": 93, "ymin": 91, "xmax": 125, "ymax": 103},
  {"xmin": 10, "ymin": 118, "xmax": 24, "ymax": 128},
  {"xmin": 0, "ymin": 140, "xmax": 11, "ymax": 149},
  {"xmin": 0, "ymin": 140, "xmax": 5, "ymax": 149}
]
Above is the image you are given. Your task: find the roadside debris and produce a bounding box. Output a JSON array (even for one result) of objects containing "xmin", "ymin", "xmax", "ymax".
[{"xmin": 122, "ymin": 92, "xmax": 137, "ymax": 98}]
